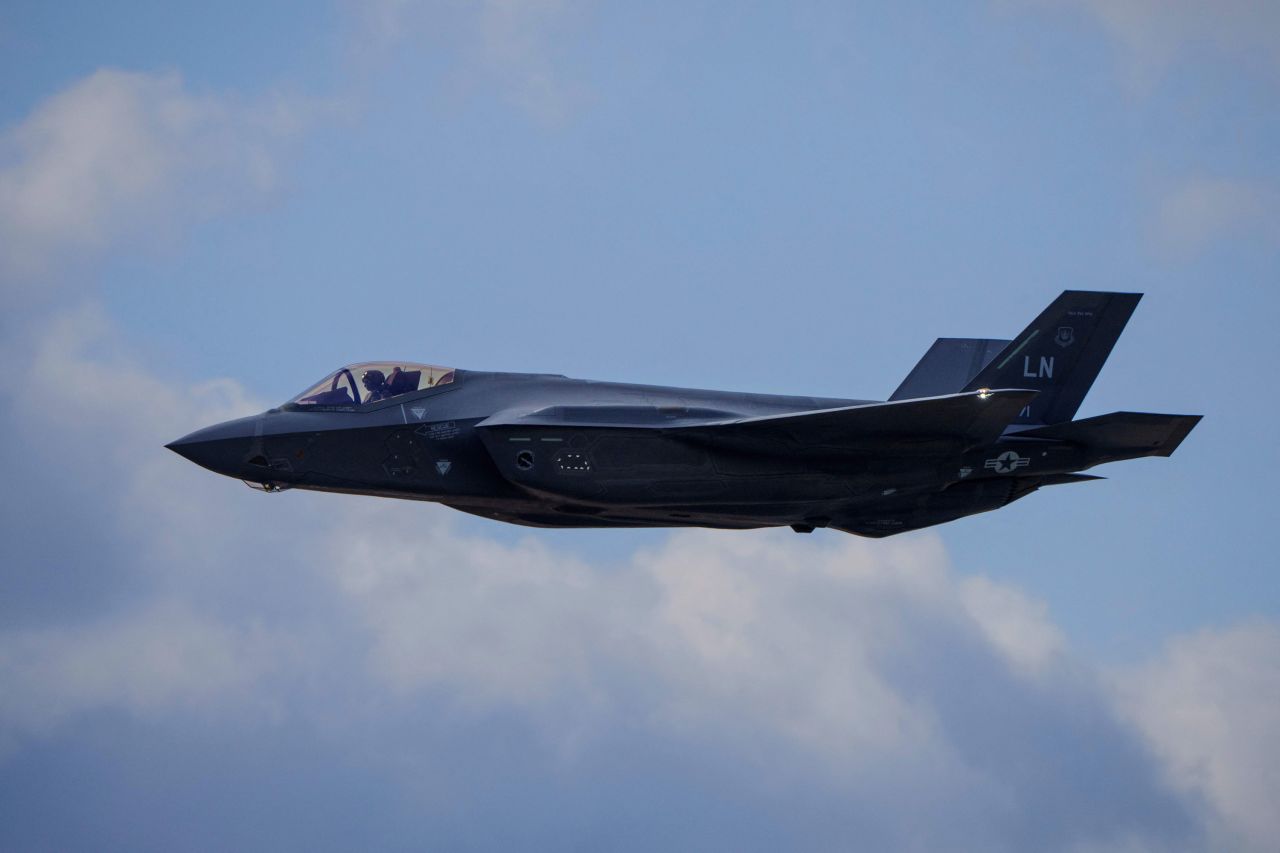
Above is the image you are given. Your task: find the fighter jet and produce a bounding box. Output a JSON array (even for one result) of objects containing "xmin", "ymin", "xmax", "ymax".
[{"xmin": 168, "ymin": 291, "xmax": 1199, "ymax": 537}]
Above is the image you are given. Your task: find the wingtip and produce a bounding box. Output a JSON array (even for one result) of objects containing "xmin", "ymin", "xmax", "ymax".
[{"xmin": 1154, "ymin": 414, "xmax": 1202, "ymax": 457}]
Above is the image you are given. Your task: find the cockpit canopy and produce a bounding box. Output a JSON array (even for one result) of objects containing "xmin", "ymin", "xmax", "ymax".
[{"xmin": 288, "ymin": 362, "xmax": 455, "ymax": 408}]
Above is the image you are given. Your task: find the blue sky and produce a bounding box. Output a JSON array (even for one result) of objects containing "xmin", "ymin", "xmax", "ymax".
[{"xmin": 2, "ymin": 2, "xmax": 1278, "ymax": 850}]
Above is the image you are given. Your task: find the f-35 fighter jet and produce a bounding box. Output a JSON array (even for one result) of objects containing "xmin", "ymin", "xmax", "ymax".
[{"xmin": 168, "ymin": 291, "xmax": 1199, "ymax": 537}]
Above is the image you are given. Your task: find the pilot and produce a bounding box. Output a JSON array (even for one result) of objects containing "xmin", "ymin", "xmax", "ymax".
[{"xmin": 361, "ymin": 369, "xmax": 389, "ymax": 403}]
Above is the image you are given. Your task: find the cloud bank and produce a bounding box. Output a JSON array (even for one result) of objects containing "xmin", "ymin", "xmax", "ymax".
[
  {"xmin": 0, "ymin": 298, "xmax": 1271, "ymax": 848},
  {"xmin": 0, "ymin": 68, "xmax": 314, "ymax": 291}
]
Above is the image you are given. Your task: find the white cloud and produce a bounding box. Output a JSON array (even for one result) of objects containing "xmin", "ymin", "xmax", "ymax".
[
  {"xmin": 20, "ymin": 301, "xmax": 259, "ymax": 436},
  {"xmin": 5, "ymin": 302, "xmax": 269, "ymax": 567},
  {"xmin": 333, "ymin": 523, "xmax": 947, "ymax": 763},
  {"xmin": 330, "ymin": 511, "xmax": 1205, "ymax": 848},
  {"xmin": 961, "ymin": 574, "xmax": 1067, "ymax": 675},
  {"xmin": 0, "ymin": 68, "xmax": 315, "ymax": 288},
  {"xmin": 1118, "ymin": 623, "xmax": 1280, "ymax": 853},
  {"xmin": 0, "ymin": 64, "xmax": 319, "ymax": 759},
  {"xmin": 0, "ymin": 602, "xmax": 283, "ymax": 748},
  {"xmin": 635, "ymin": 531, "xmax": 946, "ymax": 759},
  {"xmin": 0, "ymin": 304, "xmax": 330, "ymax": 754},
  {"xmin": 334, "ymin": 524, "xmax": 623, "ymax": 707}
]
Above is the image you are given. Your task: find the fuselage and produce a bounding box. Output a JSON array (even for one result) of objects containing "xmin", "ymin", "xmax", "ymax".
[
  {"xmin": 168, "ymin": 368, "xmax": 1092, "ymax": 534},
  {"xmin": 168, "ymin": 292, "xmax": 1201, "ymax": 537}
]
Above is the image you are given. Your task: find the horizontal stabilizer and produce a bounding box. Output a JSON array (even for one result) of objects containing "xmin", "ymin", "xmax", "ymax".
[
  {"xmin": 890, "ymin": 338, "xmax": 1010, "ymax": 401},
  {"xmin": 1016, "ymin": 412, "xmax": 1202, "ymax": 458}
]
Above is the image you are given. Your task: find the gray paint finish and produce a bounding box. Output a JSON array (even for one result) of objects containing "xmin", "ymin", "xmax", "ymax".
[{"xmin": 168, "ymin": 291, "xmax": 1200, "ymax": 537}]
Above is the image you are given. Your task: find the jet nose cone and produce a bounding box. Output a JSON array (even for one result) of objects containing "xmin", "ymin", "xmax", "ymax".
[
  {"xmin": 164, "ymin": 436, "xmax": 194, "ymax": 459},
  {"xmin": 166, "ymin": 415, "xmax": 260, "ymax": 478}
]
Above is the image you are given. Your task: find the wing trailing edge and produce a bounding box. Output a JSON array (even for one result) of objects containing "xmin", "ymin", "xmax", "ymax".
[{"xmin": 695, "ymin": 389, "xmax": 1038, "ymax": 448}]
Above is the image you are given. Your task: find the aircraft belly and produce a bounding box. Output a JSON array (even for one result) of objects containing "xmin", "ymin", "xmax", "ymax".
[{"xmin": 835, "ymin": 479, "xmax": 1021, "ymax": 537}]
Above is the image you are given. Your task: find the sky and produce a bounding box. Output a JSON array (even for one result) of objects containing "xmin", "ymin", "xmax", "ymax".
[{"xmin": 1, "ymin": 1, "xmax": 1278, "ymax": 850}]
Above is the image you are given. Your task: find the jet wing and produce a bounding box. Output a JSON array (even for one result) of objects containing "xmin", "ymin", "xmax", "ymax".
[
  {"xmin": 478, "ymin": 389, "xmax": 1038, "ymax": 453},
  {"xmin": 686, "ymin": 389, "xmax": 1037, "ymax": 447}
]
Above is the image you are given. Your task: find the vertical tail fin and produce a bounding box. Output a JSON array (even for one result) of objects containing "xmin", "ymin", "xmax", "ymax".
[
  {"xmin": 889, "ymin": 338, "xmax": 1010, "ymax": 401},
  {"xmin": 962, "ymin": 291, "xmax": 1142, "ymax": 426}
]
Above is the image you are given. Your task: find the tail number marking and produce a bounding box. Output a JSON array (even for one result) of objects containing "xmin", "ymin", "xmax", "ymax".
[{"xmin": 1023, "ymin": 355, "xmax": 1055, "ymax": 379}]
